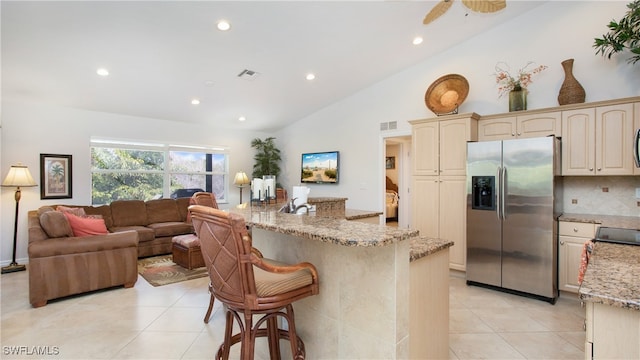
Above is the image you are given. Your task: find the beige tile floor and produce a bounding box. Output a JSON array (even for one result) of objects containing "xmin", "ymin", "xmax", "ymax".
[{"xmin": 1, "ymin": 267, "xmax": 585, "ymax": 359}]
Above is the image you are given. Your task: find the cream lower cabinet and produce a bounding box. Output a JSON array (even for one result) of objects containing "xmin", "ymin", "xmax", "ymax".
[
  {"xmin": 411, "ymin": 176, "xmax": 467, "ymax": 271},
  {"xmin": 585, "ymin": 301, "xmax": 640, "ymax": 359},
  {"xmin": 478, "ymin": 111, "xmax": 561, "ymax": 141},
  {"xmin": 558, "ymin": 221, "xmax": 596, "ymax": 293},
  {"xmin": 562, "ymin": 102, "xmax": 635, "ymax": 176}
]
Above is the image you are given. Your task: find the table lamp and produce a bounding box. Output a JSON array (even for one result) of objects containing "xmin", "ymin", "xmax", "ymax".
[
  {"xmin": 233, "ymin": 171, "xmax": 250, "ymax": 204},
  {"xmin": 2, "ymin": 163, "xmax": 37, "ymax": 274}
]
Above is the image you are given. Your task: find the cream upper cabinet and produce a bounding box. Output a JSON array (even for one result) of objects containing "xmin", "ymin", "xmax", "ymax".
[
  {"xmin": 411, "ymin": 115, "xmax": 479, "ymax": 176},
  {"xmin": 412, "ymin": 120, "xmax": 439, "ymax": 176},
  {"xmin": 562, "ymin": 103, "xmax": 635, "ymax": 176},
  {"xmin": 478, "ymin": 112, "xmax": 560, "ymax": 141},
  {"xmin": 439, "ymin": 118, "xmax": 476, "ymax": 175}
]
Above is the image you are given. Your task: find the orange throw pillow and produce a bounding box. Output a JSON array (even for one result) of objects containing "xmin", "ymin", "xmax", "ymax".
[{"xmin": 63, "ymin": 212, "xmax": 108, "ymax": 237}]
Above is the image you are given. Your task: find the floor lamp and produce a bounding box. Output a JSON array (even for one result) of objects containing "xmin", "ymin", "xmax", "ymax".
[
  {"xmin": 2, "ymin": 163, "xmax": 37, "ymax": 274},
  {"xmin": 233, "ymin": 171, "xmax": 250, "ymax": 204}
]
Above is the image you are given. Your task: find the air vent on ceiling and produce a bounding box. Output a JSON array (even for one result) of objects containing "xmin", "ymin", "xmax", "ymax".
[{"xmin": 237, "ymin": 69, "xmax": 260, "ymax": 81}]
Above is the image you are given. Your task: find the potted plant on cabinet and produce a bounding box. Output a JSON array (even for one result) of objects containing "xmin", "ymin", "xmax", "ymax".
[{"xmin": 594, "ymin": 0, "xmax": 640, "ymax": 65}]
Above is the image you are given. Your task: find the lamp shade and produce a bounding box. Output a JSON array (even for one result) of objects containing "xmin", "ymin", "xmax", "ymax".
[
  {"xmin": 2, "ymin": 163, "xmax": 37, "ymax": 187},
  {"xmin": 233, "ymin": 171, "xmax": 250, "ymax": 186}
]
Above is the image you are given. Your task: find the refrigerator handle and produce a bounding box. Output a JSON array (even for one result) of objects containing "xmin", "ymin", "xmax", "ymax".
[
  {"xmin": 496, "ymin": 166, "xmax": 502, "ymax": 221},
  {"xmin": 501, "ymin": 166, "xmax": 507, "ymax": 220}
]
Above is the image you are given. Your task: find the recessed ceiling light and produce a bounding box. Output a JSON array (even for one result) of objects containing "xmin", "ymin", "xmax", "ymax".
[
  {"xmin": 191, "ymin": 99, "xmax": 200, "ymax": 105},
  {"xmin": 217, "ymin": 20, "xmax": 231, "ymax": 31},
  {"xmin": 306, "ymin": 73, "xmax": 316, "ymax": 81},
  {"xmin": 238, "ymin": 116, "xmax": 246, "ymax": 122},
  {"xmin": 412, "ymin": 37, "xmax": 424, "ymax": 45},
  {"xmin": 96, "ymin": 68, "xmax": 109, "ymax": 76}
]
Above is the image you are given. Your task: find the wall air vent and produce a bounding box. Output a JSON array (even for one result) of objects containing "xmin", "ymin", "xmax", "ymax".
[
  {"xmin": 380, "ymin": 121, "xmax": 398, "ymax": 131},
  {"xmin": 237, "ymin": 69, "xmax": 260, "ymax": 81}
]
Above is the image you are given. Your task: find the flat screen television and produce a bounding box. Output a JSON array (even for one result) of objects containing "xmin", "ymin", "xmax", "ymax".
[{"xmin": 301, "ymin": 151, "xmax": 339, "ymax": 184}]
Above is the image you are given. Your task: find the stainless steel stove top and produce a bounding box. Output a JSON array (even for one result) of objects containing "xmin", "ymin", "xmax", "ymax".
[{"xmin": 594, "ymin": 227, "xmax": 640, "ymax": 246}]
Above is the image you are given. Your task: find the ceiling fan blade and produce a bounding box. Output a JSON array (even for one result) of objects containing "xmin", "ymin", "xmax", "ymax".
[
  {"xmin": 423, "ymin": 0, "xmax": 454, "ymax": 25},
  {"xmin": 461, "ymin": 0, "xmax": 506, "ymax": 13}
]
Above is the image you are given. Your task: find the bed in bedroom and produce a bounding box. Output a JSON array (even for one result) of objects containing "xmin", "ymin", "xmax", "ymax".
[{"xmin": 385, "ymin": 176, "xmax": 399, "ymax": 222}]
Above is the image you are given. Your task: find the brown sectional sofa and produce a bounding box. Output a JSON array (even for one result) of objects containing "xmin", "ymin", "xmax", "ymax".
[{"xmin": 27, "ymin": 197, "xmax": 194, "ymax": 307}]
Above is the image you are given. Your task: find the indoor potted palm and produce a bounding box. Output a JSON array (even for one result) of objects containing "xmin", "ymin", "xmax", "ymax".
[
  {"xmin": 594, "ymin": 0, "xmax": 640, "ymax": 65},
  {"xmin": 250, "ymin": 137, "xmax": 283, "ymax": 200}
]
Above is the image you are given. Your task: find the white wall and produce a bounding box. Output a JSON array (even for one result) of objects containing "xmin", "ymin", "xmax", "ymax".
[
  {"xmin": 276, "ymin": 1, "xmax": 639, "ymax": 211},
  {"xmin": 1, "ymin": 101, "xmax": 267, "ymax": 265},
  {"xmin": 3, "ymin": 1, "xmax": 639, "ymax": 265}
]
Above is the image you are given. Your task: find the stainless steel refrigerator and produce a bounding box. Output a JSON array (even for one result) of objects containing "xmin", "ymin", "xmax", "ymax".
[{"xmin": 466, "ymin": 136, "xmax": 562, "ymax": 303}]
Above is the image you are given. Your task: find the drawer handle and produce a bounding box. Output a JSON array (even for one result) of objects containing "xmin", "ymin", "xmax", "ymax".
[{"xmin": 573, "ymin": 228, "xmax": 579, "ymax": 232}]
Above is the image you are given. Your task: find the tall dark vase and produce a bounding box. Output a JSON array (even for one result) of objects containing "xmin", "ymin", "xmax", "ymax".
[
  {"xmin": 509, "ymin": 86, "xmax": 527, "ymax": 112},
  {"xmin": 557, "ymin": 58, "xmax": 585, "ymax": 105}
]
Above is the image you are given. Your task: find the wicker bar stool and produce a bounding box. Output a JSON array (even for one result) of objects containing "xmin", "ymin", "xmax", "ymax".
[
  {"xmin": 190, "ymin": 192, "xmax": 263, "ymax": 324},
  {"xmin": 189, "ymin": 205, "xmax": 319, "ymax": 359}
]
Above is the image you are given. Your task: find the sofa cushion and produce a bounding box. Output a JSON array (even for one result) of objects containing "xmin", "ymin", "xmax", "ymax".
[
  {"xmin": 147, "ymin": 222, "xmax": 194, "ymax": 238},
  {"xmin": 56, "ymin": 205, "xmax": 86, "ymax": 216},
  {"xmin": 146, "ymin": 199, "xmax": 181, "ymax": 223},
  {"xmin": 64, "ymin": 213, "xmax": 109, "ymax": 237},
  {"xmin": 39, "ymin": 211, "xmax": 74, "ymax": 238},
  {"xmin": 176, "ymin": 197, "xmax": 191, "ymax": 222},
  {"xmin": 28, "ymin": 231, "xmax": 138, "ymax": 258},
  {"xmin": 82, "ymin": 205, "xmax": 113, "ymax": 229},
  {"xmin": 110, "ymin": 226, "xmax": 155, "ymax": 242},
  {"xmin": 110, "ymin": 200, "xmax": 148, "ymax": 227}
]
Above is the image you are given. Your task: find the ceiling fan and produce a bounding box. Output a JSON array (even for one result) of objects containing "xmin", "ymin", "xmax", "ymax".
[{"xmin": 423, "ymin": 0, "xmax": 506, "ymax": 25}]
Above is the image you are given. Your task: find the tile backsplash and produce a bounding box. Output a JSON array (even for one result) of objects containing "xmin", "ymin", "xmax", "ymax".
[{"xmin": 562, "ymin": 176, "xmax": 640, "ymax": 217}]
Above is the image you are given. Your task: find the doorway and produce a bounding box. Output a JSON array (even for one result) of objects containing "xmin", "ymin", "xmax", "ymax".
[{"xmin": 384, "ymin": 136, "xmax": 411, "ymax": 229}]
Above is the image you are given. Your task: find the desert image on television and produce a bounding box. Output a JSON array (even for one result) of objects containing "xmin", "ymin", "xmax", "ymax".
[{"xmin": 301, "ymin": 152, "xmax": 338, "ymax": 183}]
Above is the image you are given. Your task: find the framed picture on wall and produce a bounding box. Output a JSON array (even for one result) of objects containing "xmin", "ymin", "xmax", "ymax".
[
  {"xmin": 385, "ymin": 156, "xmax": 395, "ymax": 169},
  {"xmin": 40, "ymin": 154, "xmax": 72, "ymax": 199}
]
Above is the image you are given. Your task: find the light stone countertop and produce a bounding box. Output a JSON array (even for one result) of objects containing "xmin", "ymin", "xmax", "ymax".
[
  {"xmin": 344, "ymin": 209, "xmax": 383, "ymax": 220},
  {"xmin": 579, "ymin": 242, "xmax": 640, "ymax": 311},
  {"xmin": 229, "ymin": 205, "xmax": 452, "ymax": 262},
  {"xmin": 565, "ymin": 213, "xmax": 640, "ymax": 310},
  {"xmin": 410, "ymin": 236, "xmax": 454, "ymax": 262},
  {"xmin": 229, "ymin": 205, "xmax": 418, "ymax": 247}
]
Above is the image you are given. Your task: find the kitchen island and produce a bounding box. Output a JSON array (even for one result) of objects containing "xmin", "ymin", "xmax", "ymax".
[
  {"xmin": 579, "ymin": 239, "xmax": 640, "ymax": 359},
  {"xmin": 229, "ymin": 205, "xmax": 452, "ymax": 359}
]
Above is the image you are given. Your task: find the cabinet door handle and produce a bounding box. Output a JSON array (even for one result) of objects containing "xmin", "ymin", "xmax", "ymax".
[
  {"xmin": 574, "ymin": 228, "xmax": 579, "ymax": 232},
  {"xmin": 597, "ymin": 168, "xmax": 602, "ymax": 171},
  {"xmin": 589, "ymin": 168, "xmax": 594, "ymax": 171},
  {"xmin": 560, "ymin": 240, "xmax": 565, "ymax": 245}
]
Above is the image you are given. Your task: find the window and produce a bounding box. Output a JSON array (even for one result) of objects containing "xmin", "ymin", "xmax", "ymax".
[{"xmin": 90, "ymin": 139, "xmax": 228, "ymax": 205}]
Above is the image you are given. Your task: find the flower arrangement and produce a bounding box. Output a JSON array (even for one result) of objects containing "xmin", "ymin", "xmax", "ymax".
[{"xmin": 493, "ymin": 61, "xmax": 548, "ymax": 98}]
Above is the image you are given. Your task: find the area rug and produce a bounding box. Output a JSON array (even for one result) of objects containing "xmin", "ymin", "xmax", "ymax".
[{"xmin": 137, "ymin": 255, "xmax": 207, "ymax": 287}]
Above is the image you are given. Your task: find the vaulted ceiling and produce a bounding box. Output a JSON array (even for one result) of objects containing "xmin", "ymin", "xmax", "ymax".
[{"xmin": 2, "ymin": 1, "xmax": 545, "ymax": 131}]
